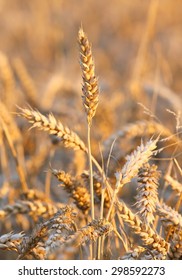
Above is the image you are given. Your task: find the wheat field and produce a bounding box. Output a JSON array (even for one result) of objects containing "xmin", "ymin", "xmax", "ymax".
[{"xmin": 0, "ymin": 0, "xmax": 181, "ymax": 260}]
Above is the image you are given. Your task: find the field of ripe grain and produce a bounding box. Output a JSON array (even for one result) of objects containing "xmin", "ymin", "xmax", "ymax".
[{"xmin": 0, "ymin": 0, "xmax": 181, "ymax": 260}]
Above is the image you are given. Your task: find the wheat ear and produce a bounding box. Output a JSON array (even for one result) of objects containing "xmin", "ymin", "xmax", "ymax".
[
  {"xmin": 78, "ymin": 27, "xmax": 99, "ymax": 126},
  {"xmin": 106, "ymin": 139, "xmax": 158, "ymax": 221},
  {"xmin": 78, "ymin": 28, "xmax": 100, "ymax": 258},
  {"xmin": 135, "ymin": 163, "xmax": 160, "ymax": 225},
  {"xmin": 51, "ymin": 168, "xmax": 90, "ymax": 213},
  {"xmin": 116, "ymin": 200, "xmax": 169, "ymax": 259},
  {"xmin": 116, "ymin": 138, "xmax": 158, "ymax": 188},
  {"xmin": 18, "ymin": 107, "xmax": 86, "ymax": 152}
]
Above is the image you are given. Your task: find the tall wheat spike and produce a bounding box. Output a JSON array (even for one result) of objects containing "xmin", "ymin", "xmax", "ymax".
[
  {"xmin": 78, "ymin": 27, "xmax": 99, "ymax": 126},
  {"xmin": 78, "ymin": 27, "xmax": 100, "ymax": 230}
]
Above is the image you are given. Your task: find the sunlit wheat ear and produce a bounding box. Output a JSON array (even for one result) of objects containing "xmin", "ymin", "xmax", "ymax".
[
  {"xmin": 18, "ymin": 107, "xmax": 86, "ymax": 152},
  {"xmin": 168, "ymin": 231, "xmax": 182, "ymax": 260},
  {"xmin": 45, "ymin": 206, "xmax": 77, "ymax": 256},
  {"xmin": 51, "ymin": 168, "xmax": 90, "ymax": 214},
  {"xmin": 135, "ymin": 163, "xmax": 160, "ymax": 225},
  {"xmin": 116, "ymin": 200, "xmax": 169, "ymax": 259},
  {"xmin": 115, "ymin": 138, "xmax": 158, "ymax": 189},
  {"xmin": 78, "ymin": 27, "xmax": 99, "ymax": 126}
]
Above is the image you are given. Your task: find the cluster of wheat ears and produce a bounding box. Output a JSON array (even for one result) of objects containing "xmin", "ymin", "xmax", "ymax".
[{"xmin": 0, "ymin": 27, "xmax": 181, "ymax": 260}]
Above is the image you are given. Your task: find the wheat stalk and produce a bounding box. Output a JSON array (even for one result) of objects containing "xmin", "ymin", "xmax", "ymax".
[
  {"xmin": 17, "ymin": 223, "xmax": 49, "ymax": 259},
  {"xmin": 0, "ymin": 51, "xmax": 15, "ymax": 108},
  {"xmin": 78, "ymin": 27, "xmax": 100, "ymax": 242}
]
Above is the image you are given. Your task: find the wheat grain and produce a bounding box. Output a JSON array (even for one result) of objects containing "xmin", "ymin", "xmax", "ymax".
[{"xmin": 0, "ymin": 231, "xmax": 24, "ymax": 252}]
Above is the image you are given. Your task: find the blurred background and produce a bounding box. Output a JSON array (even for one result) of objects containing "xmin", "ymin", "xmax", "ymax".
[{"xmin": 0, "ymin": 0, "xmax": 181, "ymax": 112}]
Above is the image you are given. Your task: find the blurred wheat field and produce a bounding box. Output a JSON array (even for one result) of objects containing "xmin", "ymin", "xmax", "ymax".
[{"xmin": 0, "ymin": 0, "xmax": 181, "ymax": 260}]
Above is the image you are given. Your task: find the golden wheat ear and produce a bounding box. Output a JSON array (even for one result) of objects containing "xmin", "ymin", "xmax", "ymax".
[
  {"xmin": 78, "ymin": 27, "xmax": 99, "ymax": 126},
  {"xmin": 17, "ymin": 106, "xmax": 86, "ymax": 152}
]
